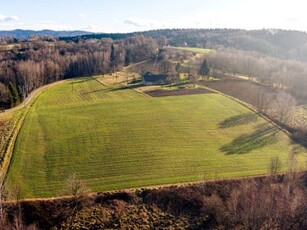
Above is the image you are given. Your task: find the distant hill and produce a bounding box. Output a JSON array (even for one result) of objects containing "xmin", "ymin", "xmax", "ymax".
[
  {"xmin": 0, "ymin": 29, "xmax": 93, "ymax": 39},
  {"xmin": 64, "ymin": 29, "xmax": 307, "ymax": 62},
  {"xmin": 2, "ymin": 28, "xmax": 307, "ymax": 61}
]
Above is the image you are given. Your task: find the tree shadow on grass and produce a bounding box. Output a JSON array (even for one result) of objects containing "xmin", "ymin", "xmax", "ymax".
[
  {"xmin": 109, "ymin": 83, "xmax": 143, "ymax": 92},
  {"xmin": 70, "ymin": 77, "xmax": 93, "ymax": 84},
  {"xmin": 220, "ymin": 124, "xmax": 279, "ymax": 155},
  {"xmin": 80, "ymin": 88, "xmax": 108, "ymax": 95},
  {"xmin": 80, "ymin": 82, "xmax": 143, "ymax": 95},
  {"xmin": 219, "ymin": 113, "xmax": 258, "ymax": 129}
]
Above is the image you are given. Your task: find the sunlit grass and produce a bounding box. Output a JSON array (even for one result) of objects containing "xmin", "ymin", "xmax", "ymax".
[
  {"xmin": 5, "ymin": 76, "xmax": 307, "ymax": 198},
  {"xmin": 170, "ymin": 46, "xmax": 214, "ymax": 54}
]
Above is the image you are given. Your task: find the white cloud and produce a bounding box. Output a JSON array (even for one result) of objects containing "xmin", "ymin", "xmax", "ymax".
[
  {"xmin": 79, "ymin": 13, "xmax": 86, "ymax": 19},
  {"xmin": 82, "ymin": 24, "xmax": 104, "ymax": 32},
  {"xmin": 124, "ymin": 19, "xmax": 156, "ymax": 28},
  {"xmin": 0, "ymin": 14, "xmax": 19, "ymax": 23}
]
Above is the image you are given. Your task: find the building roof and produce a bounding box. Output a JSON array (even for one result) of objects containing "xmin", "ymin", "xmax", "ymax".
[{"xmin": 143, "ymin": 72, "xmax": 167, "ymax": 83}]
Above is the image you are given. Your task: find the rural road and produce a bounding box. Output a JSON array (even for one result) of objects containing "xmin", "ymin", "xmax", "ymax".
[{"xmin": 4, "ymin": 80, "xmax": 65, "ymax": 113}]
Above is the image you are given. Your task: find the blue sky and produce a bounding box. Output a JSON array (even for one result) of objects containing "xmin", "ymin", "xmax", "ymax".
[{"xmin": 0, "ymin": 0, "xmax": 307, "ymax": 32}]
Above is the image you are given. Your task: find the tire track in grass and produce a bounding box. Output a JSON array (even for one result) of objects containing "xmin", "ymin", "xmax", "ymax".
[{"xmin": 1, "ymin": 81, "xmax": 65, "ymax": 191}]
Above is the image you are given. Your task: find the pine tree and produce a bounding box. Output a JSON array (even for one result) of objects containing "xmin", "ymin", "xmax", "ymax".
[
  {"xmin": 110, "ymin": 44, "xmax": 116, "ymax": 71},
  {"xmin": 9, "ymin": 82, "xmax": 21, "ymax": 106},
  {"xmin": 199, "ymin": 59, "xmax": 209, "ymax": 79}
]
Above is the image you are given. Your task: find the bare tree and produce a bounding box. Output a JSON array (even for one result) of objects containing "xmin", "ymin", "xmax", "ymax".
[
  {"xmin": 62, "ymin": 173, "xmax": 90, "ymax": 197},
  {"xmin": 252, "ymin": 85, "xmax": 274, "ymax": 113},
  {"xmin": 157, "ymin": 36, "xmax": 168, "ymax": 47},
  {"xmin": 286, "ymin": 147, "xmax": 299, "ymax": 194},
  {"xmin": 271, "ymin": 92, "xmax": 296, "ymax": 124},
  {"xmin": 244, "ymin": 56, "xmax": 257, "ymax": 80},
  {"xmin": 61, "ymin": 173, "xmax": 91, "ymax": 225},
  {"xmin": 159, "ymin": 60, "xmax": 175, "ymax": 75}
]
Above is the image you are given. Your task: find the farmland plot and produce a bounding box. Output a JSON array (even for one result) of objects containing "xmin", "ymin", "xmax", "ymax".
[{"xmin": 5, "ymin": 76, "xmax": 306, "ymax": 198}]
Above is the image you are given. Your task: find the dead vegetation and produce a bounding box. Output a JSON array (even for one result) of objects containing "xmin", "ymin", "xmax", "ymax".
[
  {"xmin": 0, "ymin": 171, "xmax": 305, "ymax": 229},
  {"xmin": 146, "ymin": 87, "xmax": 213, "ymax": 97},
  {"xmin": 0, "ymin": 113, "xmax": 18, "ymax": 162}
]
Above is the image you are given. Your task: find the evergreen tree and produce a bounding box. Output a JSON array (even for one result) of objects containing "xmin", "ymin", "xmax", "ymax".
[
  {"xmin": 199, "ymin": 59, "xmax": 209, "ymax": 79},
  {"xmin": 9, "ymin": 90, "xmax": 14, "ymax": 108},
  {"xmin": 0, "ymin": 83, "xmax": 10, "ymax": 108},
  {"xmin": 9, "ymin": 82, "xmax": 21, "ymax": 106},
  {"xmin": 110, "ymin": 44, "xmax": 116, "ymax": 71}
]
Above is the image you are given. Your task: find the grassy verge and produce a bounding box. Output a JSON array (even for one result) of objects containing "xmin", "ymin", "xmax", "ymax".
[
  {"xmin": 0, "ymin": 111, "xmax": 24, "ymax": 164},
  {"xmin": 0, "ymin": 110, "xmax": 25, "ymax": 185}
]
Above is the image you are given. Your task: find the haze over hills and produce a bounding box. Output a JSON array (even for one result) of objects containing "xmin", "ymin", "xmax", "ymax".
[
  {"xmin": 71, "ymin": 28, "xmax": 307, "ymax": 61},
  {"xmin": 2, "ymin": 28, "xmax": 307, "ymax": 62},
  {"xmin": 0, "ymin": 29, "xmax": 93, "ymax": 39}
]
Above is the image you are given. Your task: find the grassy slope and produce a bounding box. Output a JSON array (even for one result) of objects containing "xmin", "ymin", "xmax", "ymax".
[
  {"xmin": 0, "ymin": 111, "xmax": 23, "ymax": 160},
  {"xmin": 5, "ymin": 77, "xmax": 306, "ymax": 198},
  {"xmin": 169, "ymin": 47, "xmax": 213, "ymax": 54}
]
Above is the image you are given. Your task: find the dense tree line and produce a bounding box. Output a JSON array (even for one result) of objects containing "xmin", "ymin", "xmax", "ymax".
[
  {"xmin": 0, "ymin": 35, "xmax": 158, "ymax": 108},
  {"xmin": 67, "ymin": 28, "xmax": 307, "ymax": 62}
]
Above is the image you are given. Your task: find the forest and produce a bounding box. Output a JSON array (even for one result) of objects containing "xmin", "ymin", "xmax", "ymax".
[
  {"xmin": 0, "ymin": 35, "xmax": 158, "ymax": 108},
  {"xmin": 67, "ymin": 29, "xmax": 307, "ymax": 61}
]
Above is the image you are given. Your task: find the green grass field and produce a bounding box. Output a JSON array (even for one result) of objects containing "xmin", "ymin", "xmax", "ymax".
[
  {"xmin": 5, "ymin": 77, "xmax": 307, "ymax": 198},
  {"xmin": 170, "ymin": 47, "xmax": 213, "ymax": 54}
]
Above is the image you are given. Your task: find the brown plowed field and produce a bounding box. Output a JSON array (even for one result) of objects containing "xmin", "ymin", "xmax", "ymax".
[
  {"xmin": 146, "ymin": 88, "xmax": 214, "ymax": 97},
  {"xmin": 201, "ymin": 79, "xmax": 278, "ymax": 108}
]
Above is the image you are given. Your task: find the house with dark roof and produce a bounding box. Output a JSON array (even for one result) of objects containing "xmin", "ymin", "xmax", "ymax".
[{"xmin": 142, "ymin": 72, "xmax": 168, "ymax": 86}]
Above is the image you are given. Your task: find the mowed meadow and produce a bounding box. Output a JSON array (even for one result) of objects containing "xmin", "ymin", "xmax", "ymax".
[{"xmin": 5, "ymin": 76, "xmax": 307, "ymax": 198}]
